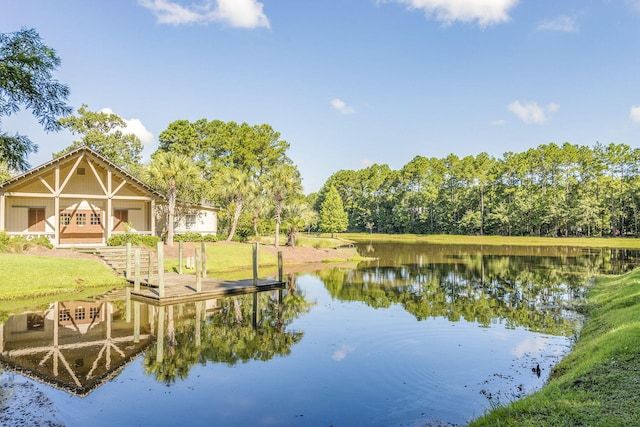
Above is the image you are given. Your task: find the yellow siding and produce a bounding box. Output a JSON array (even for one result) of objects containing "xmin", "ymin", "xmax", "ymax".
[
  {"xmin": 5, "ymin": 197, "xmax": 55, "ymax": 232},
  {"xmin": 112, "ymin": 201, "xmax": 150, "ymax": 231}
]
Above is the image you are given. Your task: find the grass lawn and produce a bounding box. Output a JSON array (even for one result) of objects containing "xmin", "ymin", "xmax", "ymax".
[
  {"xmin": 0, "ymin": 254, "xmax": 124, "ymax": 301},
  {"xmin": 341, "ymin": 233, "xmax": 640, "ymax": 249},
  {"xmin": 164, "ymin": 242, "xmax": 279, "ymax": 275},
  {"xmin": 468, "ymin": 267, "xmax": 640, "ymax": 426}
]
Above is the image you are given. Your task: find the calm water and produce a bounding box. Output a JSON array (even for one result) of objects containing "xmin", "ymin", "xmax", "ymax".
[{"xmin": 1, "ymin": 243, "xmax": 638, "ymax": 426}]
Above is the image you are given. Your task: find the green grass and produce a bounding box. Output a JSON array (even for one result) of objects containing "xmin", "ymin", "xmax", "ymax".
[
  {"xmin": 341, "ymin": 233, "xmax": 640, "ymax": 249},
  {"xmin": 468, "ymin": 268, "xmax": 640, "ymax": 426},
  {"xmin": 164, "ymin": 243, "xmax": 279, "ymax": 275},
  {"xmin": 0, "ymin": 254, "xmax": 125, "ymax": 301},
  {"xmin": 256, "ymin": 234, "xmax": 350, "ymax": 249}
]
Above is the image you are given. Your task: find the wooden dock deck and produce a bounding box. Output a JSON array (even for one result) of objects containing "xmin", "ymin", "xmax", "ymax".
[{"xmin": 128, "ymin": 273, "xmax": 286, "ymax": 305}]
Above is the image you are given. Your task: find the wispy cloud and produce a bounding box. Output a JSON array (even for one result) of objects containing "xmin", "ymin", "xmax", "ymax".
[
  {"xmin": 101, "ymin": 108, "xmax": 155, "ymax": 144},
  {"xmin": 331, "ymin": 98, "xmax": 356, "ymax": 115},
  {"xmin": 536, "ymin": 15, "xmax": 578, "ymax": 32},
  {"xmin": 491, "ymin": 119, "xmax": 507, "ymax": 126},
  {"xmin": 383, "ymin": 0, "xmax": 519, "ymax": 27},
  {"xmin": 626, "ymin": 0, "xmax": 640, "ymax": 12},
  {"xmin": 139, "ymin": 0, "xmax": 270, "ymax": 29},
  {"xmin": 508, "ymin": 101, "xmax": 559, "ymax": 124},
  {"xmin": 332, "ymin": 344, "xmax": 356, "ymax": 361},
  {"xmin": 630, "ymin": 105, "xmax": 640, "ymax": 123}
]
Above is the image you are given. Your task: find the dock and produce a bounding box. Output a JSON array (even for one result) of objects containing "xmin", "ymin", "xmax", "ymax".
[
  {"xmin": 124, "ymin": 241, "xmax": 286, "ymax": 305},
  {"xmin": 128, "ymin": 274, "xmax": 285, "ymax": 305}
]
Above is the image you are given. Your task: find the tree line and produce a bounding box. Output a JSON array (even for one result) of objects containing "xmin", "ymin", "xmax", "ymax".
[
  {"xmin": 4, "ymin": 28, "xmax": 640, "ymax": 241},
  {"xmin": 313, "ymin": 142, "xmax": 640, "ymax": 237}
]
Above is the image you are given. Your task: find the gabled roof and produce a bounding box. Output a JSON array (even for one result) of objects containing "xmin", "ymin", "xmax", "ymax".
[{"xmin": 0, "ymin": 145, "xmax": 164, "ymax": 198}]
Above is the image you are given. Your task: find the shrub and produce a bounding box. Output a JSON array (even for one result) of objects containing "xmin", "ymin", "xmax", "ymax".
[
  {"xmin": 174, "ymin": 233, "xmax": 218, "ymax": 243},
  {"xmin": 107, "ymin": 234, "xmax": 160, "ymax": 247}
]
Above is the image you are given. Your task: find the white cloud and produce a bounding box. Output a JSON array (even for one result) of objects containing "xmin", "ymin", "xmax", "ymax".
[
  {"xmin": 631, "ymin": 105, "xmax": 640, "ymax": 123},
  {"xmin": 332, "ymin": 344, "xmax": 356, "ymax": 361},
  {"xmin": 331, "ymin": 98, "xmax": 356, "ymax": 115},
  {"xmin": 384, "ymin": 0, "xmax": 519, "ymax": 27},
  {"xmin": 536, "ymin": 16, "xmax": 578, "ymax": 32},
  {"xmin": 508, "ymin": 101, "xmax": 559, "ymax": 124},
  {"xmin": 100, "ymin": 108, "xmax": 155, "ymax": 145},
  {"xmin": 139, "ymin": 0, "xmax": 270, "ymax": 29},
  {"xmin": 491, "ymin": 119, "xmax": 507, "ymax": 126}
]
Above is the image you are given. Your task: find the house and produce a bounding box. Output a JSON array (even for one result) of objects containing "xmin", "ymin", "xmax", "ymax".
[{"xmin": 0, "ymin": 146, "xmax": 217, "ymax": 247}]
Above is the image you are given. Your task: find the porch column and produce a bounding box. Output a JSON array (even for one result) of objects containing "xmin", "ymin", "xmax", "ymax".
[
  {"xmin": 150, "ymin": 199, "xmax": 156, "ymax": 236},
  {"xmin": 107, "ymin": 168, "xmax": 113, "ymax": 242},
  {"xmin": 0, "ymin": 192, "xmax": 5, "ymax": 231},
  {"xmin": 106, "ymin": 196, "xmax": 112, "ymax": 242},
  {"xmin": 54, "ymin": 195, "xmax": 60, "ymax": 245},
  {"xmin": 54, "ymin": 165, "xmax": 60, "ymax": 246}
]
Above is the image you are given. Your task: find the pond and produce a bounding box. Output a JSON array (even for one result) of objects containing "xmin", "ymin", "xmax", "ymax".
[{"xmin": 1, "ymin": 243, "xmax": 638, "ymax": 426}]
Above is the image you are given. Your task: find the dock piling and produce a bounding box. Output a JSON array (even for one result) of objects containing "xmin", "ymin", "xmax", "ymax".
[
  {"xmin": 134, "ymin": 248, "xmax": 141, "ymax": 292},
  {"xmin": 201, "ymin": 242, "xmax": 207, "ymax": 278},
  {"xmin": 157, "ymin": 242, "xmax": 165, "ymax": 297},
  {"xmin": 125, "ymin": 242, "xmax": 132, "ymax": 279},
  {"xmin": 252, "ymin": 242, "xmax": 258, "ymax": 285},
  {"xmin": 178, "ymin": 241, "xmax": 183, "ymax": 274},
  {"xmin": 195, "ymin": 247, "xmax": 202, "ymax": 292}
]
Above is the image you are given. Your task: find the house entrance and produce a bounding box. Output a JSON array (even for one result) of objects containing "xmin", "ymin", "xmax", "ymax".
[
  {"xmin": 59, "ymin": 209, "xmax": 104, "ymax": 244},
  {"xmin": 28, "ymin": 208, "xmax": 46, "ymax": 232}
]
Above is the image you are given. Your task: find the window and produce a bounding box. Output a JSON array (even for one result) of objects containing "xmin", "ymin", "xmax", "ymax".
[
  {"xmin": 185, "ymin": 214, "xmax": 196, "ymax": 230},
  {"xmin": 75, "ymin": 307, "xmax": 85, "ymax": 320},
  {"xmin": 76, "ymin": 213, "xmax": 86, "ymax": 226},
  {"xmin": 60, "ymin": 213, "xmax": 72, "ymax": 226},
  {"xmin": 59, "ymin": 309, "xmax": 71, "ymax": 322},
  {"xmin": 90, "ymin": 213, "xmax": 101, "ymax": 225},
  {"xmin": 90, "ymin": 307, "xmax": 100, "ymax": 319}
]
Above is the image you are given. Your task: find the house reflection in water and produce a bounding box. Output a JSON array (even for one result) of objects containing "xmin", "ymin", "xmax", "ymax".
[{"xmin": 0, "ymin": 298, "xmax": 154, "ymax": 396}]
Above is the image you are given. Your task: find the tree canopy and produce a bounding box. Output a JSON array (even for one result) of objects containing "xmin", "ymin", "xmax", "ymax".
[
  {"xmin": 54, "ymin": 104, "xmax": 143, "ymax": 170},
  {"xmin": 0, "ymin": 28, "xmax": 71, "ymax": 171},
  {"xmin": 319, "ymin": 185, "xmax": 349, "ymax": 237}
]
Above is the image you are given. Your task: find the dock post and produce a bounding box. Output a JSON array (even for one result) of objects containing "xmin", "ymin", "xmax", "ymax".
[
  {"xmin": 201, "ymin": 242, "xmax": 207, "ymax": 278},
  {"xmin": 147, "ymin": 250, "xmax": 153, "ymax": 282},
  {"xmin": 252, "ymin": 242, "xmax": 259, "ymax": 285},
  {"xmin": 178, "ymin": 241, "xmax": 183, "ymax": 274},
  {"xmin": 133, "ymin": 301, "xmax": 140, "ymax": 343},
  {"xmin": 278, "ymin": 251, "xmax": 283, "ymax": 282},
  {"xmin": 125, "ymin": 242, "xmax": 132, "ymax": 279},
  {"xmin": 195, "ymin": 247, "xmax": 202, "ymax": 292},
  {"xmin": 134, "ymin": 248, "xmax": 141, "ymax": 292},
  {"xmin": 156, "ymin": 306, "xmax": 165, "ymax": 363},
  {"xmin": 125, "ymin": 287, "xmax": 131, "ymax": 323},
  {"xmin": 157, "ymin": 242, "xmax": 165, "ymax": 297}
]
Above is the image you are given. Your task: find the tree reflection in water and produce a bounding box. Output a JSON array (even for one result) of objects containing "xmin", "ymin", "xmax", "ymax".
[{"xmin": 144, "ymin": 276, "xmax": 313, "ymax": 384}]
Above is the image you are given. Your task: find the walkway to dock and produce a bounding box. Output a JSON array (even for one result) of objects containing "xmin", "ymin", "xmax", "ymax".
[
  {"xmin": 125, "ymin": 241, "xmax": 286, "ymax": 305},
  {"xmin": 128, "ymin": 273, "xmax": 285, "ymax": 305}
]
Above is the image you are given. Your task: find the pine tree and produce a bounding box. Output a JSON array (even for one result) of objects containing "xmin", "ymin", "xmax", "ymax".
[{"xmin": 319, "ymin": 186, "xmax": 348, "ymax": 237}]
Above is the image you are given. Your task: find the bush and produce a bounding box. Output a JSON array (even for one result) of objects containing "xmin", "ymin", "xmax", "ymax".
[
  {"xmin": 107, "ymin": 234, "xmax": 161, "ymax": 247},
  {"xmin": 0, "ymin": 232, "xmax": 53, "ymax": 252},
  {"xmin": 174, "ymin": 233, "xmax": 218, "ymax": 243}
]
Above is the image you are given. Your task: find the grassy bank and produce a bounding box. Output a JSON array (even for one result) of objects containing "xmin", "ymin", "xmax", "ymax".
[
  {"xmin": 164, "ymin": 243, "xmax": 279, "ymax": 275},
  {"xmin": 0, "ymin": 254, "xmax": 124, "ymax": 301},
  {"xmin": 469, "ymin": 268, "xmax": 640, "ymax": 426},
  {"xmin": 341, "ymin": 233, "xmax": 640, "ymax": 249}
]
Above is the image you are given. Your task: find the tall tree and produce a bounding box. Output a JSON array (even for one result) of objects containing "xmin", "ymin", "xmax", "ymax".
[
  {"xmin": 143, "ymin": 152, "xmax": 201, "ymax": 247},
  {"xmin": 213, "ymin": 167, "xmax": 256, "ymax": 241},
  {"xmin": 319, "ymin": 186, "xmax": 348, "ymax": 238},
  {"xmin": 0, "ymin": 28, "xmax": 71, "ymax": 171},
  {"xmin": 263, "ymin": 164, "xmax": 303, "ymax": 247},
  {"xmin": 54, "ymin": 104, "xmax": 143, "ymax": 170}
]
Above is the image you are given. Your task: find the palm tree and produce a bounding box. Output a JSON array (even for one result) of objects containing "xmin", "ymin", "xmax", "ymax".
[
  {"xmin": 143, "ymin": 152, "xmax": 201, "ymax": 247},
  {"xmin": 283, "ymin": 201, "xmax": 318, "ymax": 246},
  {"xmin": 263, "ymin": 165, "xmax": 302, "ymax": 247},
  {"xmin": 214, "ymin": 167, "xmax": 256, "ymax": 241}
]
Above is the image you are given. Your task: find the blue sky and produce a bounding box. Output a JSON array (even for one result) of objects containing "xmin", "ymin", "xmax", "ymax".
[{"xmin": 2, "ymin": 0, "xmax": 640, "ymax": 193}]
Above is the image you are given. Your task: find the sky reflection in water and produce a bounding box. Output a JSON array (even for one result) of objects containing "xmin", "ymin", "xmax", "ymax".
[{"xmin": 3, "ymin": 243, "xmax": 635, "ymax": 426}]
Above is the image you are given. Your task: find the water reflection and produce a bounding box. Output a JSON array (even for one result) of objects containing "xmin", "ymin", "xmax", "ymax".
[
  {"xmin": 0, "ymin": 300, "xmax": 153, "ymax": 396},
  {"xmin": 144, "ymin": 277, "xmax": 311, "ymax": 384},
  {"xmin": 0, "ymin": 278, "xmax": 310, "ymax": 393}
]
